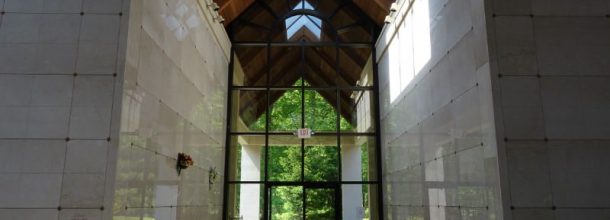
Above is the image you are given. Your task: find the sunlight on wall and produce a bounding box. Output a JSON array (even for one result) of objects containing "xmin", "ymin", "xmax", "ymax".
[
  {"xmin": 412, "ymin": 0, "xmax": 431, "ymax": 74},
  {"xmin": 162, "ymin": 3, "xmax": 201, "ymax": 41},
  {"xmin": 388, "ymin": 0, "xmax": 431, "ymax": 103}
]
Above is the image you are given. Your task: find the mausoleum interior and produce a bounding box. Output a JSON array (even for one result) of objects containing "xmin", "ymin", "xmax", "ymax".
[{"xmin": 0, "ymin": 0, "xmax": 609, "ymax": 219}]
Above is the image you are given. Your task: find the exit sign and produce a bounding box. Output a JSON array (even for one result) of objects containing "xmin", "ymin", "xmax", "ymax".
[{"xmin": 296, "ymin": 128, "xmax": 312, "ymax": 139}]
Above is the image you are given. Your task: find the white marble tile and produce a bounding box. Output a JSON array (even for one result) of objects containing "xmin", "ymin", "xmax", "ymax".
[
  {"xmin": 21, "ymin": 140, "xmax": 66, "ymax": 173},
  {"xmin": 0, "ymin": 209, "xmax": 59, "ymax": 220},
  {"xmin": 4, "ymin": 0, "xmax": 81, "ymax": 13},
  {"xmin": 444, "ymin": 0, "xmax": 473, "ymax": 48},
  {"xmin": 502, "ymin": 106, "xmax": 545, "ymax": 139},
  {"xmin": 0, "ymin": 141, "xmax": 22, "ymax": 173},
  {"xmin": 0, "ymin": 107, "xmax": 28, "ymax": 138},
  {"xmin": 37, "ymin": 43, "xmax": 79, "ymax": 73},
  {"xmin": 80, "ymin": 14, "xmax": 121, "ymax": 44},
  {"xmin": 0, "ymin": 173, "xmax": 63, "ymax": 207},
  {"xmin": 76, "ymin": 43, "xmax": 118, "ymax": 74},
  {"xmin": 555, "ymin": 209, "xmax": 610, "ymax": 220},
  {"xmin": 0, "ymin": 174, "xmax": 20, "ymax": 206},
  {"xmin": 39, "ymin": 14, "xmax": 81, "ymax": 44},
  {"xmin": 60, "ymin": 173, "xmax": 105, "ymax": 207},
  {"xmin": 59, "ymin": 209, "xmax": 102, "ymax": 220},
  {"xmin": 581, "ymin": 105, "xmax": 610, "ymax": 139},
  {"xmin": 579, "ymin": 77, "xmax": 610, "ymax": 138},
  {"xmin": 41, "ymin": 0, "xmax": 83, "ymax": 13},
  {"xmin": 27, "ymin": 106, "xmax": 71, "ymax": 138},
  {"xmin": 457, "ymin": 147, "xmax": 486, "ymax": 184},
  {"xmin": 451, "ymin": 88, "xmax": 483, "ymax": 149},
  {"xmin": 428, "ymin": 60, "xmax": 452, "ymax": 111},
  {"xmin": 532, "ymin": 0, "xmax": 607, "ymax": 16},
  {"xmin": 494, "ymin": 17, "xmax": 538, "ymax": 75},
  {"xmin": 0, "ymin": 14, "xmax": 40, "ymax": 43},
  {"xmin": 0, "ymin": 43, "xmax": 77, "ymax": 74},
  {"xmin": 20, "ymin": 174, "xmax": 63, "ymax": 206},
  {"xmin": 69, "ymin": 106, "xmax": 112, "ymax": 139},
  {"xmin": 0, "ymin": 13, "xmax": 80, "ymax": 44},
  {"xmin": 72, "ymin": 76, "xmax": 115, "ymax": 107},
  {"xmin": 0, "ymin": 43, "xmax": 37, "ymax": 73},
  {"xmin": 512, "ymin": 209, "xmax": 556, "ymax": 220},
  {"xmin": 492, "ymin": 0, "xmax": 532, "ymax": 14},
  {"xmin": 540, "ymin": 78, "xmax": 583, "ymax": 139},
  {"xmin": 542, "ymin": 105, "xmax": 583, "ymax": 139},
  {"xmin": 83, "ymin": 0, "xmax": 123, "ymax": 13},
  {"xmin": 548, "ymin": 141, "xmax": 610, "ymax": 207},
  {"xmin": 500, "ymin": 77, "xmax": 541, "ymax": 107},
  {"xmin": 448, "ymin": 36, "xmax": 477, "ymax": 96},
  {"xmin": 65, "ymin": 140, "xmax": 108, "ymax": 173},
  {"xmin": 534, "ymin": 17, "xmax": 610, "ymax": 76},
  {"xmin": 0, "ymin": 75, "xmax": 33, "ymax": 106},
  {"xmin": 30, "ymin": 75, "xmax": 73, "ymax": 106},
  {"xmin": 578, "ymin": 77, "xmax": 610, "ymax": 108},
  {"xmin": 3, "ymin": 0, "xmax": 43, "ymax": 12},
  {"xmin": 506, "ymin": 142, "xmax": 553, "ymax": 207}
]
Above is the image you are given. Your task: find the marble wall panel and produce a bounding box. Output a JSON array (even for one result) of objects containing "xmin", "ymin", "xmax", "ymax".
[
  {"xmin": 489, "ymin": 0, "xmax": 610, "ymax": 219},
  {"xmin": 377, "ymin": 0, "xmax": 502, "ymax": 219},
  {"xmin": 0, "ymin": 0, "xmax": 129, "ymax": 219},
  {"xmin": 112, "ymin": 0, "xmax": 229, "ymax": 219}
]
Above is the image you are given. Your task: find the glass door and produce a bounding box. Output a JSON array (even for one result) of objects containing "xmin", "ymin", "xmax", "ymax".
[
  {"xmin": 269, "ymin": 185, "xmax": 303, "ymax": 220},
  {"xmin": 268, "ymin": 184, "xmax": 340, "ymax": 220},
  {"xmin": 304, "ymin": 185, "xmax": 340, "ymax": 220}
]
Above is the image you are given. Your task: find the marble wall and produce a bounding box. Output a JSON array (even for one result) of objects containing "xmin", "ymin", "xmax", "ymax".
[
  {"xmin": 0, "ymin": 0, "xmax": 129, "ymax": 219},
  {"xmin": 487, "ymin": 0, "xmax": 610, "ymax": 219},
  {"xmin": 112, "ymin": 0, "xmax": 229, "ymax": 219},
  {"xmin": 376, "ymin": 0, "xmax": 503, "ymax": 219}
]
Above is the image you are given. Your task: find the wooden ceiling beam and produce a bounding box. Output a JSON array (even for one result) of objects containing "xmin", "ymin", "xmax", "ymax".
[
  {"xmin": 309, "ymin": 47, "xmax": 359, "ymax": 84},
  {"xmin": 301, "ymin": 70, "xmax": 353, "ymax": 122},
  {"xmin": 250, "ymin": 65, "xmax": 303, "ymax": 123},
  {"xmin": 257, "ymin": 0, "xmax": 279, "ymax": 19},
  {"xmin": 216, "ymin": 0, "xmax": 256, "ymax": 27},
  {"xmin": 339, "ymin": 47, "xmax": 366, "ymax": 67},
  {"xmin": 304, "ymin": 57, "xmax": 350, "ymax": 88},
  {"xmin": 240, "ymin": 46, "xmax": 293, "ymax": 86},
  {"xmin": 237, "ymin": 18, "xmax": 271, "ymax": 31},
  {"xmin": 351, "ymin": 0, "xmax": 390, "ymax": 26},
  {"xmin": 240, "ymin": 55, "xmax": 300, "ymax": 117}
]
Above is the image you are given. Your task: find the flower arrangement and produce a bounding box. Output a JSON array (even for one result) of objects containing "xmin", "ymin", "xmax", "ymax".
[{"xmin": 176, "ymin": 153, "xmax": 194, "ymax": 176}]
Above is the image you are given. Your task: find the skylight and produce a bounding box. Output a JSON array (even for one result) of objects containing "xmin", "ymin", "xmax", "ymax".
[{"xmin": 285, "ymin": 0, "xmax": 322, "ymax": 40}]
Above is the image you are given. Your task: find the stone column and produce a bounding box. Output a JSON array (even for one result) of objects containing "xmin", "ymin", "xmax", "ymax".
[
  {"xmin": 239, "ymin": 145, "xmax": 261, "ymax": 219},
  {"xmin": 342, "ymin": 137, "xmax": 364, "ymax": 219}
]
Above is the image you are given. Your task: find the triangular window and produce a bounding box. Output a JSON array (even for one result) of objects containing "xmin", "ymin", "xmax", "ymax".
[{"xmin": 284, "ymin": 0, "xmax": 322, "ymax": 40}]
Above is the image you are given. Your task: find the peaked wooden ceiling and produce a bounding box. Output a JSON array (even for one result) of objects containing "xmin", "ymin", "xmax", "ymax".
[
  {"xmin": 214, "ymin": 0, "xmax": 393, "ymax": 27},
  {"xmin": 217, "ymin": 0, "xmax": 392, "ymax": 127}
]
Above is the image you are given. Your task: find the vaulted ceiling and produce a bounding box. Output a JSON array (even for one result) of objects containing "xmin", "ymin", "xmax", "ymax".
[
  {"xmin": 215, "ymin": 0, "xmax": 393, "ymax": 127},
  {"xmin": 214, "ymin": 0, "xmax": 393, "ymax": 27}
]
